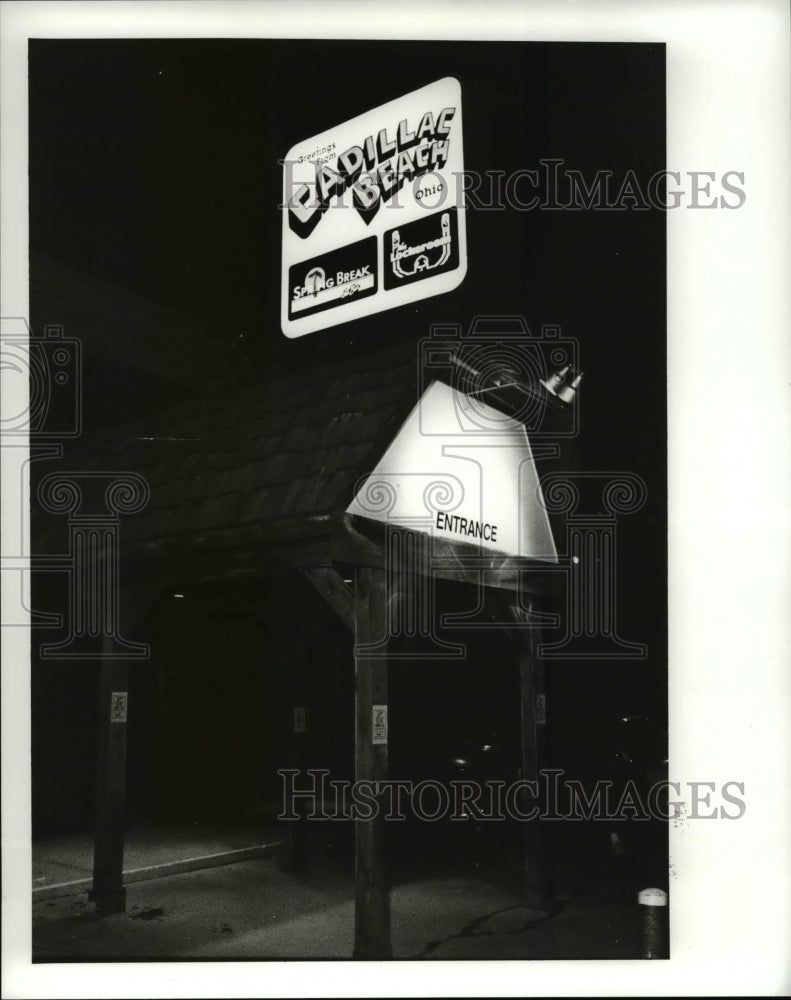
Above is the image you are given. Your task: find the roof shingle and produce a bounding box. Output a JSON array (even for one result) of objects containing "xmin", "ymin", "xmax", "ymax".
[{"xmin": 34, "ymin": 340, "xmax": 422, "ymax": 561}]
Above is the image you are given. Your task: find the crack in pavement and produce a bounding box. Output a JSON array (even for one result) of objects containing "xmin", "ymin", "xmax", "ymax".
[{"xmin": 410, "ymin": 902, "xmax": 559, "ymax": 959}]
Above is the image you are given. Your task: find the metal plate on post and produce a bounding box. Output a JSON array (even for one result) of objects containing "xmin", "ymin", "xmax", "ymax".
[
  {"xmin": 372, "ymin": 704, "xmax": 388, "ymax": 745},
  {"xmin": 109, "ymin": 692, "xmax": 127, "ymax": 723}
]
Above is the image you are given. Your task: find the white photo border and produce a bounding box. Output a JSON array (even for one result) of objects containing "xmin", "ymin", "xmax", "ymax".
[{"xmin": 2, "ymin": 1, "xmax": 790, "ymax": 996}]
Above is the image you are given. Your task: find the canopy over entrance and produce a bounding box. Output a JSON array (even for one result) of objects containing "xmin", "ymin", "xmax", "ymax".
[{"xmin": 32, "ymin": 336, "xmax": 571, "ymax": 956}]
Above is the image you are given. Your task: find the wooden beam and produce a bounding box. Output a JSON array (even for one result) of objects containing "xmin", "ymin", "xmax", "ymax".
[
  {"xmin": 353, "ymin": 565, "xmax": 392, "ymax": 959},
  {"xmin": 509, "ymin": 599, "xmax": 554, "ymax": 914},
  {"xmin": 280, "ymin": 678, "xmax": 309, "ymax": 873},
  {"xmin": 89, "ymin": 581, "xmax": 165, "ymax": 916},
  {"xmin": 142, "ymin": 515, "xmax": 334, "ymax": 573},
  {"xmin": 301, "ymin": 567, "xmax": 355, "ymax": 632}
]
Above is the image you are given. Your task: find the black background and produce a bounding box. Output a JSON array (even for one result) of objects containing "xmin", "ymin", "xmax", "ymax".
[{"xmin": 29, "ymin": 39, "xmax": 666, "ymax": 832}]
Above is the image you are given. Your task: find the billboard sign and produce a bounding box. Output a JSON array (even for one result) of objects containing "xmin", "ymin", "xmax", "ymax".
[{"xmin": 281, "ymin": 78, "xmax": 466, "ymax": 338}]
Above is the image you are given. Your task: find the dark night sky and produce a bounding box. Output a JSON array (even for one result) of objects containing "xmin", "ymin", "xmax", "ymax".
[
  {"xmin": 28, "ymin": 39, "xmax": 665, "ymax": 395},
  {"xmin": 29, "ymin": 34, "xmax": 666, "ymax": 622},
  {"xmin": 28, "ymin": 41, "xmax": 667, "ymax": 802}
]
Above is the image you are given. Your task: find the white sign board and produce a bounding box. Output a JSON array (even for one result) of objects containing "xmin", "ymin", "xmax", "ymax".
[
  {"xmin": 281, "ymin": 78, "xmax": 466, "ymax": 338},
  {"xmin": 347, "ymin": 380, "xmax": 558, "ymax": 562},
  {"xmin": 372, "ymin": 705, "xmax": 388, "ymax": 745}
]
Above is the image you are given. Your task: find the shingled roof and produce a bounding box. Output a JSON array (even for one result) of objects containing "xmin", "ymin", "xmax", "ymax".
[{"xmin": 43, "ymin": 340, "xmax": 421, "ymax": 564}]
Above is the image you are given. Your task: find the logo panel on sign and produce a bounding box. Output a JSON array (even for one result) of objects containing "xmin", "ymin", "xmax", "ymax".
[
  {"xmin": 288, "ymin": 237, "xmax": 377, "ymax": 320},
  {"xmin": 384, "ymin": 208, "xmax": 459, "ymax": 290}
]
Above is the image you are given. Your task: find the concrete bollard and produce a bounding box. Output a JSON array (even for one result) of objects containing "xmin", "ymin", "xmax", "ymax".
[{"xmin": 638, "ymin": 887, "xmax": 668, "ymax": 958}]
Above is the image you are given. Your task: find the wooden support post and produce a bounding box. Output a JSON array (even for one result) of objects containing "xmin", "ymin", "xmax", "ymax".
[
  {"xmin": 511, "ymin": 598, "xmax": 554, "ymax": 914},
  {"xmin": 280, "ymin": 706, "xmax": 309, "ymax": 871},
  {"xmin": 280, "ymin": 627, "xmax": 310, "ymax": 872},
  {"xmin": 90, "ymin": 639, "xmax": 129, "ymax": 915},
  {"xmin": 353, "ymin": 565, "xmax": 392, "ymax": 959}
]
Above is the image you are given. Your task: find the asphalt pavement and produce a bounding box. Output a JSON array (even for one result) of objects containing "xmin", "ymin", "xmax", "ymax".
[{"xmin": 33, "ymin": 825, "xmax": 644, "ymax": 961}]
